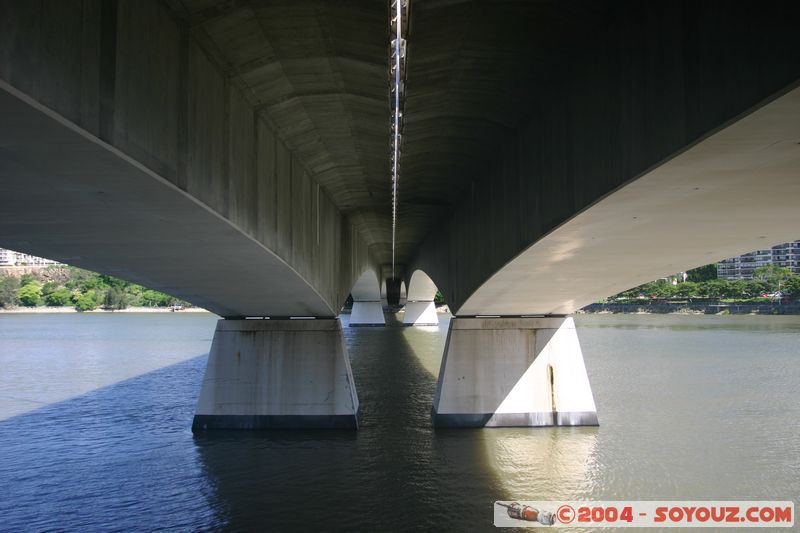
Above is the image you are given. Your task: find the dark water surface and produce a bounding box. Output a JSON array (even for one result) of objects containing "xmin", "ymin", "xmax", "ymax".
[{"xmin": 0, "ymin": 313, "xmax": 798, "ymax": 532}]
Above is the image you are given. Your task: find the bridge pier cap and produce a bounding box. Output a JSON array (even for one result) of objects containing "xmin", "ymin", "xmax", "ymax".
[
  {"xmin": 193, "ymin": 318, "xmax": 359, "ymax": 430},
  {"xmin": 432, "ymin": 316, "xmax": 598, "ymax": 428}
]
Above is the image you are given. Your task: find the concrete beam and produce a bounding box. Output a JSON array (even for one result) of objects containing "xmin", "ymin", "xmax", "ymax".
[
  {"xmin": 409, "ymin": 2, "xmax": 800, "ymax": 314},
  {"xmin": 457, "ymin": 87, "xmax": 800, "ymax": 315},
  {"xmin": 0, "ymin": 0, "xmax": 379, "ymax": 316}
]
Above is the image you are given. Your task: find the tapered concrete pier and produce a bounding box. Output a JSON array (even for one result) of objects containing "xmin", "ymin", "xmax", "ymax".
[
  {"xmin": 349, "ymin": 271, "xmax": 386, "ymax": 326},
  {"xmin": 349, "ymin": 301, "xmax": 386, "ymax": 326},
  {"xmin": 432, "ymin": 317, "xmax": 597, "ymax": 427},
  {"xmin": 193, "ymin": 319, "xmax": 359, "ymax": 430},
  {"xmin": 403, "ymin": 271, "xmax": 439, "ymax": 326},
  {"xmin": 402, "ymin": 301, "xmax": 438, "ymax": 326}
]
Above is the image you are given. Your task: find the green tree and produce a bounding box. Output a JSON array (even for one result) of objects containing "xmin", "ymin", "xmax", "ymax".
[
  {"xmin": 103, "ymin": 287, "xmax": 129, "ymax": 310},
  {"xmin": 74, "ymin": 290, "xmax": 98, "ymax": 311},
  {"xmin": 697, "ymin": 279, "xmax": 731, "ymax": 299},
  {"xmin": 784, "ymin": 276, "xmax": 800, "ymax": 299},
  {"xmin": 19, "ymin": 273, "xmax": 38, "ymax": 287},
  {"xmin": 78, "ymin": 274, "xmax": 106, "ymax": 292},
  {"xmin": 686, "ymin": 264, "xmax": 718, "ymax": 282},
  {"xmin": 41, "ymin": 281, "xmax": 58, "ymax": 297},
  {"xmin": 44, "ymin": 287, "xmax": 72, "ymax": 306},
  {"xmin": 65, "ymin": 268, "xmax": 87, "ymax": 289},
  {"xmin": 99, "ymin": 274, "xmax": 128, "ymax": 290},
  {"xmin": 653, "ymin": 283, "xmax": 678, "ymax": 299},
  {"xmin": 616, "ymin": 281, "xmax": 655, "ymax": 299},
  {"xmin": 753, "ymin": 264, "xmax": 792, "ymax": 292},
  {"xmin": 674, "ymin": 281, "xmax": 699, "ymax": 298},
  {"xmin": 634, "ymin": 281, "xmax": 658, "ymax": 298},
  {"xmin": 126, "ymin": 284, "xmax": 144, "ymax": 305},
  {"xmin": 746, "ymin": 280, "xmax": 771, "ymax": 298},
  {"xmin": 728, "ymin": 280, "xmax": 749, "ymax": 299},
  {"xmin": 140, "ymin": 289, "xmax": 176, "ymax": 307},
  {"xmin": 0, "ymin": 276, "xmax": 21, "ymax": 307},
  {"xmin": 18, "ymin": 282, "xmax": 42, "ymax": 306}
]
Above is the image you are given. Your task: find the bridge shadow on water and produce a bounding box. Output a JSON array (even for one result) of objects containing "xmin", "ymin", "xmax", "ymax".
[
  {"xmin": 0, "ymin": 314, "xmax": 600, "ymax": 532},
  {"xmin": 0, "ymin": 353, "xmax": 227, "ymax": 532},
  {"xmin": 192, "ymin": 313, "xmax": 512, "ymax": 531},
  {"xmin": 193, "ymin": 312, "xmax": 599, "ymax": 532}
]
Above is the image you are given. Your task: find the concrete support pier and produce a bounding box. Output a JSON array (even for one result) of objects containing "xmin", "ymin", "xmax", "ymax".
[
  {"xmin": 403, "ymin": 301, "xmax": 438, "ymax": 326},
  {"xmin": 192, "ymin": 319, "xmax": 359, "ymax": 430},
  {"xmin": 349, "ymin": 301, "xmax": 386, "ymax": 326},
  {"xmin": 432, "ymin": 317, "xmax": 597, "ymax": 427},
  {"xmin": 404, "ymin": 271, "xmax": 439, "ymax": 325}
]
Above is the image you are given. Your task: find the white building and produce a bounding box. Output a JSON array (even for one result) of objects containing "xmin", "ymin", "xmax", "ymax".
[
  {"xmin": 717, "ymin": 240, "xmax": 800, "ymax": 280},
  {"xmin": 0, "ymin": 248, "xmax": 62, "ymax": 267},
  {"xmin": 0, "ymin": 248, "xmax": 15, "ymax": 266}
]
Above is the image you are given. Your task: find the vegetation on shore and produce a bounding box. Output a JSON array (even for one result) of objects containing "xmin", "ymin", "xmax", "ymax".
[
  {"xmin": 605, "ymin": 264, "xmax": 800, "ymax": 304},
  {"xmin": 0, "ymin": 266, "xmax": 191, "ymax": 311},
  {"xmin": 3, "ymin": 263, "xmax": 798, "ymax": 313}
]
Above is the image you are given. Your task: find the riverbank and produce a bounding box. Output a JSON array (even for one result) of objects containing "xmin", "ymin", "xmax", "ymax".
[
  {"xmin": 6, "ymin": 303, "xmax": 798, "ymax": 316},
  {"xmin": 580, "ymin": 302, "xmax": 800, "ymax": 315},
  {"xmin": 0, "ymin": 306, "xmax": 212, "ymax": 314}
]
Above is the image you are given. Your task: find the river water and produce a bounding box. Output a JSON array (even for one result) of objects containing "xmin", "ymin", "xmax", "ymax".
[{"xmin": 0, "ymin": 313, "xmax": 798, "ymax": 531}]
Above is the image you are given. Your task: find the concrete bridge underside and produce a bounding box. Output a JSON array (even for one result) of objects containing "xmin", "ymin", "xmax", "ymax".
[{"xmin": 1, "ymin": 1, "xmax": 799, "ymax": 428}]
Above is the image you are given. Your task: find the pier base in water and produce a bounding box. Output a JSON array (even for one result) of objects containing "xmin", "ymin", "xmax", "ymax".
[
  {"xmin": 349, "ymin": 301, "xmax": 386, "ymax": 326},
  {"xmin": 403, "ymin": 301, "xmax": 438, "ymax": 326},
  {"xmin": 192, "ymin": 319, "xmax": 359, "ymax": 430},
  {"xmin": 432, "ymin": 317, "xmax": 598, "ymax": 427}
]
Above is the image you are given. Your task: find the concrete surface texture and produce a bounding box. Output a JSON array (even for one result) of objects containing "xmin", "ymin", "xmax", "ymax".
[
  {"xmin": 349, "ymin": 270, "xmax": 385, "ymax": 325},
  {"xmin": 349, "ymin": 270, "xmax": 381, "ymax": 303},
  {"xmin": 193, "ymin": 319, "xmax": 359, "ymax": 429},
  {"xmin": 457, "ymin": 87, "xmax": 800, "ymax": 315},
  {"xmin": 0, "ymin": 1, "xmax": 799, "ymax": 318},
  {"xmin": 403, "ymin": 270, "xmax": 438, "ymax": 325},
  {"xmin": 405, "ymin": 270, "xmax": 437, "ymax": 303},
  {"xmin": 432, "ymin": 318, "xmax": 597, "ymax": 428},
  {"xmin": 0, "ymin": 0, "xmax": 377, "ymax": 318},
  {"xmin": 405, "ymin": 2, "xmax": 800, "ymax": 315},
  {"xmin": 402, "ymin": 302, "xmax": 438, "ymax": 326},
  {"xmin": 349, "ymin": 302, "xmax": 385, "ymax": 326}
]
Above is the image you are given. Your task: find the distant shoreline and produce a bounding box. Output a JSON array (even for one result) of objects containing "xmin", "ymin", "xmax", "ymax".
[
  {"xmin": 0, "ymin": 306, "xmax": 212, "ymax": 314},
  {"xmin": 7, "ymin": 303, "xmax": 799, "ymax": 316},
  {"xmin": 579, "ymin": 302, "xmax": 800, "ymax": 315}
]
